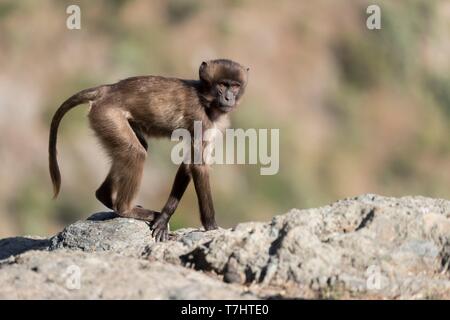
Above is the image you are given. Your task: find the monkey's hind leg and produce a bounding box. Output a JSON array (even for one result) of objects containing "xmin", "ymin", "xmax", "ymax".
[
  {"xmin": 111, "ymin": 156, "xmax": 160, "ymax": 221},
  {"xmin": 96, "ymin": 123, "xmax": 149, "ymax": 211},
  {"xmin": 89, "ymin": 107, "xmax": 159, "ymax": 222}
]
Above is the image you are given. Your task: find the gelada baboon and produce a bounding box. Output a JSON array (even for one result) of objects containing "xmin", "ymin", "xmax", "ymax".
[{"xmin": 49, "ymin": 59, "xmax": 249, "ymax": 241}]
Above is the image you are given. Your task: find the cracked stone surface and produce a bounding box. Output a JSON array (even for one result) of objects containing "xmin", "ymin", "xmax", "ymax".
[
  {"xmin": 1, "ymin": 194, "xmax": 450, "ymax": 299},
  {"xmin": 0, "ymin": 250, "xmax": 255, "ymax": 299}
]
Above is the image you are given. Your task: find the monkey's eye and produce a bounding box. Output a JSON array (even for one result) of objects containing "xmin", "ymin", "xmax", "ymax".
[{"xmin": 230, "ymin": 83, "xmax": 240, "ymax": 92}]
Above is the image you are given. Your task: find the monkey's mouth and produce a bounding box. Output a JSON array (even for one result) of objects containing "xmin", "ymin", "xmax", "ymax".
[
  {"xmin": 217, "ymin": 99, "xmax": 235, "ymax": 112},
  {"xmin": 218, "ymin": 105, "xmax": 234, "ymax": 112}
]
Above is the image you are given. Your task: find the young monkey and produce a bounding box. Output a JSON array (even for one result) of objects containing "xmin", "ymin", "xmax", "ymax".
[{"xmin": 49, "ymin": 59, "xmax": 249, "ymax": 241}]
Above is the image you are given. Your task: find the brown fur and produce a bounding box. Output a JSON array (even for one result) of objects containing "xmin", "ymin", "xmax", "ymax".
[{"xmin": 48, "ymin": 59, "xmax": 249, "ymax": 241}]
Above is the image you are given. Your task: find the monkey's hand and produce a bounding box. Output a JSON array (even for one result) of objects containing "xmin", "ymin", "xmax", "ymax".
[{"xmin": 151, "ymin": 213, "xmax": 170, "ymax": 242}]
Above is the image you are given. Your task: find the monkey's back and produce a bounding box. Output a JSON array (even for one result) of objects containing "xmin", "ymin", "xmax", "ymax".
[{"xmin": 103, "ymin": 76, "xmax": 205, "ymax": 137}]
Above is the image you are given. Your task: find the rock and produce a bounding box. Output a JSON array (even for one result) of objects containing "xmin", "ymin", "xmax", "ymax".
[
  {"xmin": 0, "ymin": 250, "xmax": 255, "ymax": 299},
  {"xmin": 50, "ymin": 211, "xmax": 154, "ymax": 256},
  {"xmin": 1, "ymin": 194, "xmax": 450, "ymax": 299},
  {"xmin": 142, "ymin": 194, "xmax": 450, "ymax": 298}
]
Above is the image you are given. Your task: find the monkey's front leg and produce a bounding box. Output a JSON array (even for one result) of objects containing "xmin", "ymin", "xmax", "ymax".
[
  {"xmin": 191, "ymin": 164, "xmax": 218, "ymax": 231},
  {"xmin": 151, "ymin": 163, "xmax": 191, "ymax": 242}
]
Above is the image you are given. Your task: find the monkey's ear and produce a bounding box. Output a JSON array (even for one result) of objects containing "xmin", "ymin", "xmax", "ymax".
[
  {"xmin": 246, "ymin": 67, "xmax": 250, "ymax": 72},
  {"xmin": 199, "ymin": 61, "xmax": 212, "ymax": 84}
]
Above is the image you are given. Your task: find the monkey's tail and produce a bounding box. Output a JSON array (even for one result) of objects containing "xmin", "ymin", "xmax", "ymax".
[{"xmin": 49, "ymin": 86, "xmax": 103, "ymax": 198}]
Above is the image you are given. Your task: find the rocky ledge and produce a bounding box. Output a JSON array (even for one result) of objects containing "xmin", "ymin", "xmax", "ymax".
[{"xmin": 1, "ymin": 194, "xmax": 450, "ymax": 299}]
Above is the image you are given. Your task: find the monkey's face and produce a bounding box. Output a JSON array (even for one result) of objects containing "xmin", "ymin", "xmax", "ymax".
[
  {"xmin": 215, "ymin": 79, "xmax": 242, "ymax": 111},
  {"xmin": 199, "ymin": 59, "xmax": 249, "ymax": 113}
]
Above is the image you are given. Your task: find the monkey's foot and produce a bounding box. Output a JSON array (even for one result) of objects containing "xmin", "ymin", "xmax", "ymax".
[
  {"xmin": 204, "ymin": 222, "xmax": 218, "ymax": 231},
  {"xmin": 117, "ymin": 207, "xmax": 160, "ymax": 222},
  {"xmin": 151, "ymin": 213, "xmax": 170, "ymax": 242}
]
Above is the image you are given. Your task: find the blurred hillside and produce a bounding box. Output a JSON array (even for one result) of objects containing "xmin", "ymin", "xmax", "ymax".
[{"xmin": 0, "ymin": 0, "xmax": 449, "ymax": 237}]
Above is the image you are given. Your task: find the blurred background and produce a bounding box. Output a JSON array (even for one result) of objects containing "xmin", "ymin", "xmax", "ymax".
[{"xmin": 0, "ymin": 0, "xmax": 449, "ymax": 237}]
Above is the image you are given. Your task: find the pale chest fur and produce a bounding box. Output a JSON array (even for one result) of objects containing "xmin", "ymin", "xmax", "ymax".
[{"xmin": 202, "ymin": 116, "xmax": 229, "ymax": 165}]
